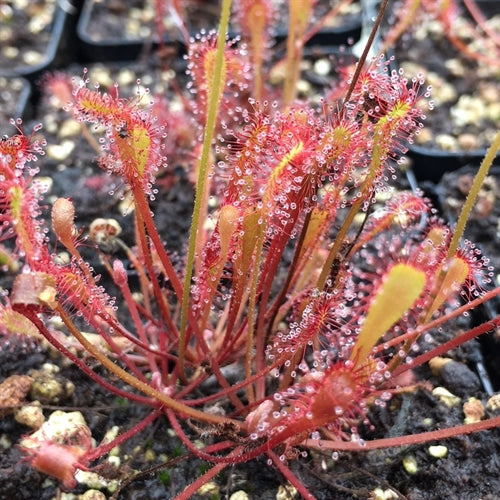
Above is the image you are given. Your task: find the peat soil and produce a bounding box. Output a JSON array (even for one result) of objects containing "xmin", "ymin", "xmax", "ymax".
[
  {"xmin": 392, "ymin": 4, "xmax": 500, "ymax": 155},
  {"xmin": 1, "ymin": 291, "xmax": 500, "ymax": 500},
  {"xmin": 1, "ymin": 3, "xmax": 500, "ymax": 500}
]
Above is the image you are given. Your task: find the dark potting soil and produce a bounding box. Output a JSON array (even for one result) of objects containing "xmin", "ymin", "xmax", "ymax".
[
  {"xmin": 1, "ymin": 4, "xmax": 500, "ymax": 500},
  {"xmin": 1, "ymin": 315, "xmax": 500, "ymax": 500},
  {"xmin": 391, "ymin": 3, "xmax": 500, "ymax": 155},
  {"xmin": 0, "ymin": 0, "xmax": 56, "ymax": 72},
  {"xmin": 80, "ymin": 0, "xmax": 361, "ymax": 45}
]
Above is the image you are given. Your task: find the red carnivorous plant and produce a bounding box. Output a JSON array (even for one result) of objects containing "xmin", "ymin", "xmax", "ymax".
[{"xmin": 2, "ymin": 0, "xmax": 500, "ymax": 498}]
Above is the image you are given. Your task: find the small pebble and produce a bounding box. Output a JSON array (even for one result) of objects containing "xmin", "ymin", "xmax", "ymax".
[
  {"xmin": 429, "ymin": 356, "xmax": 451, "ymax": 375},
  {"xmin": 75, "ymin": 470, "xmax": 118, "ymax": 491},
  {"xmin": 0, "ymin": 374, "xmax": 32, "ymax": 417},
  {"xmin": 0, "ymin": 435, "xmax": 11, "ymax": 451},
  {"xmin": 428, "ymin": 445, "xmax": 448, "ymax": 458},
  {"xmin": 444, "ymin": 58, "xmax": 466, "ymax": 77},
  {"xmin": 463, "ymin": 397, "xmax": 485, "ymax": 424},
  {"xmin": 14, "ymin": 403, "xmax": 44, "ymax": 429},
  {"xmin": 29, "ymin": 369, "xmax": 74, "ymax": 404},
  {"xmin": 197, "ymin": 481, "xmax": 219, "ymax": 496},
  {"xmin": 297, "ymin": 80, "xmax": 312, "ymax": 96},
  {"xmin": 415, "ymin": 127, "xmax": 433, "ymax": 145},
  {"xmin": 432, "ymin": 387, "xmax": 461, "ymax": 408},
  {"xmin": 79, "ymin": 490, "xmax": 106, "ymax": 500},
  {"xmin": 276, "ymin": 485, "xmax": 297, "ymax": 500},
  {"xmin": 21, "ymin": 410, "xmax": 88, "ymax": 444},
  {"xmin": 58, "ymin": 119, "xmax": 82, "ymax": 139},
  {"xmin": 451, "ymin": 95, "xmax": 486, "ymax": 127},
  {"xmin": 435, "ymin": 134, "xmax": 458, "ymax": 151},
  {"xmin": 28, "ymin": 15, "xmax": 50, "ymax": 35},
  {"xmin": 425, "ymin": 73, "xmax": 456, "ymax": 104},
  {"xmin": 401, "ymin": 61, "xmax": 427, "ymax": 78},
  {"xmin": 402, "ymin": 454, "xmax": 418, "ymax": 475},
  {"xmin": 3, "ymin": 46, "xmax": 19, "ymax": 59},
  {"xmin": 457, "ymin": 133, "xmax": 478, "ymax": 150},
  {"xmin": 88, "ymin": 66, "xmax": 113, "ymax": 88},
  {"xmin": 33, "ymin": 176, "xmax": 53, "ymax": 194},
  {"xmin": 486, "ymin": 393, "xmax": 500, "ymax": 412},
  {"xmin": 372, "ymin": 488, "xmax": 398, "ymax": 500},
  {"xmin": 229, "ymin": 492, "xmax": 249, "ymax": 500},
  {"xmin": 438, "ymin": 360, "xmax": 481, "ymax": 396},
  {"xmin": 22, "ymin": 50, "xmax": 43, "ymax": 66},
  {"xmin": 313, "ymin": 57, "xmax": 331, "ymax": 76},
  {"xmin": 53, "ymin": 251, "xmax": 70, "ymax": 265},
  {"xmin": 125, "ymin": 18, "xmax": 143, "ymax": 38},
  {"xmin": 486, "ymin": 102, "xmax": 500, "ymax": 122},
  {"xmin": 479, "ymin": 83, "xmax": 500, "ymax": 103},
  {"xmin": 117, "ymin": 68, "xmax": 137, "ymax": 87},
  {"xmin": 46, "ymin": 140, "xmax": 76, "ymax": 162},
  {"xmin": 0, "ymin": 4, "xmax": 13, "ymax": 18},
  {"xmin": 269, "ymin": 60, "xmax": 286, "ymax": 85}
]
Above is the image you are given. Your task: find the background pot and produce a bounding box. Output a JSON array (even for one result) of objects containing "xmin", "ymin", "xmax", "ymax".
[
  {"xmin": 385, "ymin": 0, "xmax": 500, "ymax": 182},
  {"xmin": 0, "ymin": 0, "xmax": 80, "ymax": 84},
  {"xmin": 76, "ymin": 0, "xmax": 362, "ymax": 63},
  {"xmin": 76, "ymin": 0, "xmax": 188, "ymax": 62}
]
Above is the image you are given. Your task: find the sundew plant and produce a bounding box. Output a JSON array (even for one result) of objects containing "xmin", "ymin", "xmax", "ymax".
[{"xmin": 2, "ymin": 0, "xmax": 500, "ymax": 498}]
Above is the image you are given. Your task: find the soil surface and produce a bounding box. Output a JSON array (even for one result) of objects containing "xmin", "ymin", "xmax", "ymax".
[
  {"xmin": 0, "ymin": 0, "xmax": 58, "ymax": 75},
  {"xmin": 391, "ymin": 2, "xmax": 500, "ymax": 155},
  {"xmin": 1, "ymin": 2, "xmax": 500, "ymax": 500},
  {"xmin": 1, "ymin": 312, "xmax": 499, "ymax": 500},
  {"xmin": 79, "ymin": 0, "xmax": 361, "ymax": 45}
]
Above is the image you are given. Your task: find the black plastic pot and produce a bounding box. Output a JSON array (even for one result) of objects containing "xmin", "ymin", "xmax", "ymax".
[
  {"xmin": 281, "ymin": 45, "xmax": 358, "ymax": 101},
  {"xmin": 273, "ymin": 1, "xmax": 362, "ymax": 47},
  {"xmin": 76, "ymin": 0, "xmax": 182, "ymax": 62},
  {"xmin": 0, "ymin": 0, "xmax": 80, "ymax": 84},
  {"xmin": 76, "ymin": 0, "xmax": 362, "ymax": 63},
  {"xmin": 385, "ymin": 0, "xmax": 500, "ymax": 183},
  {"xmin": 407, "ymin": 144, "xmax": 500, "ymax": 183}
]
